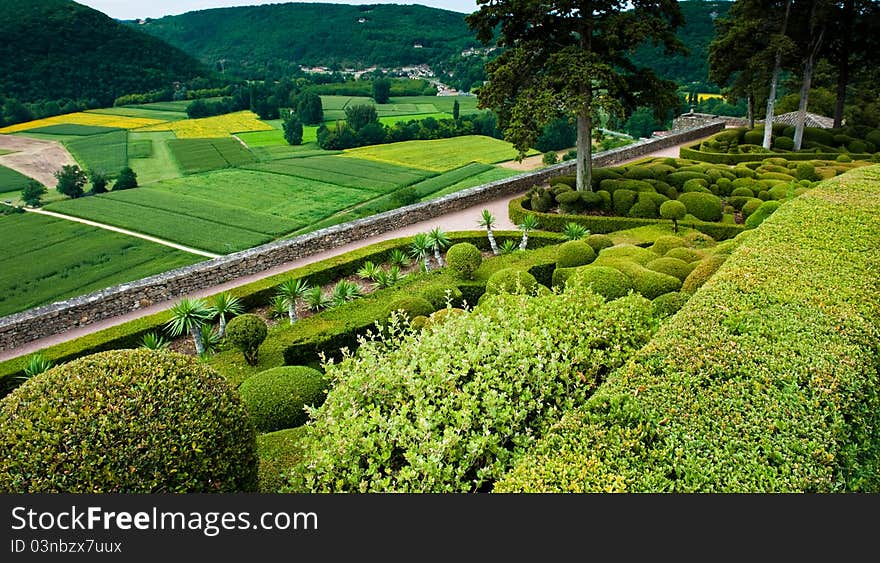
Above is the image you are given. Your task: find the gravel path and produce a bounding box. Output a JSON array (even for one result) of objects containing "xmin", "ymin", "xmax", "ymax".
[{"xmin": 0, "ymin": 138, "xmax": 700, "ymax": 362}]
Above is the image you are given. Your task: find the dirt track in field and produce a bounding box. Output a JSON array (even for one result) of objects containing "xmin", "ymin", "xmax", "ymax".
[{"xmin": 0, "ymin": 135, "xmax": 76, "ymax": 187}]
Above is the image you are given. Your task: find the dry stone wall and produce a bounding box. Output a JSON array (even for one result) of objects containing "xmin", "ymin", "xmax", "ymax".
[{"xmin": 0, "ymin": 121, "xmax": 725, "ymax": 351}]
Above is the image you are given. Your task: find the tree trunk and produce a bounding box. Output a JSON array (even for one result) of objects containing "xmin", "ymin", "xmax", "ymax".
[
  {"xmin": 486, "ymin": 228, "xmax": 499, "ymax": 255},
  {"xmin": 423, "ymin": 257, "xmax": 432, "ymax": 272},
  {"xmin": 519, "ymin": 231, "xmax": 529, "ymax": 251},
  {"xmin": 576, "ymin": 112, "xmax": 593, "ymax": 192},
  {"xmin": 434, "ymin": 247, "xmax": 445, "ymax": 267},
  {"xmin": 287, "ymin": 302, "xmax": 297, "ymax": 324},
  {"xmin": 189, "ymin": 324, "xmax": 205, "ymax": 355},
  {"xmin": 762, "ymin": 0, "xmax": 793, "ymax": 150},
  {"xmin": 834, "ymin": 0, "xmax": 854, "ymax": 128},
  {"xmin": 793, "ymin": 2, "xmax": 825, "ymax": 151},
  {"xmin": 218, "ymin": 315, "xmax": 227, "ymax": 338}
]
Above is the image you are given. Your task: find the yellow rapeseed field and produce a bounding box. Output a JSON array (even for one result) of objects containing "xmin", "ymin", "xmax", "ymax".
[
  {"xmin": 137, "ymin": 110, "xmax": 273, "ymax": 138},
  {"xmin": 0, "ymin": 112, "xmax": 165, "ymax": 133},
  {"xmin": 697, "ymin": 93, "xmax": 724, "ymax": 103}
]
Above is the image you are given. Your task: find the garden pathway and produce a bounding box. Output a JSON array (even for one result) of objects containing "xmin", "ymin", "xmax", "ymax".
[{"xmin": 0, "ymin": 139, "xmax": 693, "ymax": 362}]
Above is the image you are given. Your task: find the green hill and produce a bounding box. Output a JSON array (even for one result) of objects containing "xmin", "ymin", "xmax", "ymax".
[
  {"xmin": 136, "ymin": 3, "xmax": 481, "ymax": 77},
  {"xmin": 0, "ymin": 0, "xmax": 207, "ymax": 106},
  {"xmin": 631, "ymin": 0, "xmax": 733, "ymax": 87}
]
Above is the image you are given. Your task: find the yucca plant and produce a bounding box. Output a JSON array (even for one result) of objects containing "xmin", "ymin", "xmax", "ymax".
[
  {"xmin": 209, "ymin": 291, "xmax": 244, "ymax": 337},
  {"xmin": 330, "ymin": 280, "xmax": 363, "ymax": 307},
  {"xmin": 410, "ymin": 232, "xmax": 434, "ymax": 272},
  {"xmin": 387, "ymin": 248, "xmax": 411, "ymax": 268},
  {"xmin": 140, "ymin": 331, "xmax": 170, "ymax": 350},
  {"xmin": 276, "ymin": 278, "xmax": 312, "ymax": 323},
  {"xmin": 373, "ymin": 265, "xmax": 406, "ymax": 289},
  {"xmin": 199, "ymin": 323, "xmax": 222, "ymax": 359},
  {"xmin": 517, "ymin": 213, "xmax": 540, "ymax": 251},
  {"xmin": 562, "ymin": 222, "xmax": 590, "ymax": 241},
  {"xmin": 269, "ymin": 295, "xmax": 287, "ymax": 319},
  {"xmin": 304, "ymin": 286, "xmax": 333, "ymax": 312},
  {"xmin": 478, "ymin": 209, "xmax": 500, "ymax": 255},
  {"xmin": 20, "ymin": 353, "xmax": 54, "ymax": 381},
  {"xmin": 165, "ymin": 297, "xmax": 213, "ymax": 355},
  {"xmin": 427, "ymin": 227, "xmax": 451, "ymax": 267},
  {"xmin": 499, "ymin": 239, "xmax": 519, "ymax": 255},
  {"xmin": 357, "ymin": 261, "xmax": 382, "ymax": 281}
]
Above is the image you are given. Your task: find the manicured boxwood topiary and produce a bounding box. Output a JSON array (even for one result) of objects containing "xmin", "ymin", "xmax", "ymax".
[
  {"xmin": 418, "ymin": 283, "xmax": 463, "ymax": 309},
  {"xmin": 664, "ymin": 246, "xmax": 705, "ymax": 263},
  {"xmin": 645, "ymin": 257, "xmax": 695, "ymax": 282},
  {"xmin": 226, "ymin": 313, "xmax": 268, "ymax": 366},
  {"xmin": 386, "ymin": 296, "xmax": 435, "ymax": 321},
  {"xmin": 774, "ymin": 136, "xmax": 794, "ymax": 150},
  {"xmin": 0, "ymin": 349, "xmax": 258, "ymax": 492},
  {"xmin": 485, "ymin": 268, "xmax": 539, "ymax": 295},
  {"xmin": 556, "ymin": 240, "xmax": 597, "ymax": 268},
  {"xmin": 238, "ymin": 366, "xmax": 328, "ymax": 433},
  {"xmin": 586, "ymin": 234, "xmax": 614, "ymax": 253},
  {"xmin": 681, "ymin": 254, "xmax": 729, "ymax": 294},
  {"xmin": 627, "ymin": 192, "xmax": 660, "ymax": 219},
  {"xmin": 651, "ymin": 291, "xmax": 691, "ymax": 318},
  {"xmin": 678, "ymin": 192, "xmax": 723, "ymax": 222},
  {"xmin": 612, "ymin": 189, "xmax": 638, "ymax": 216},
  {"xmin": 597, "ymin": 244, "xmax": 659, "ymax": 265},
  {"xmin": 445, "ymin": 242, "xmax": 483, "ymax": 280},
  {"xmin": 566, "ymin": 266, "xmax": 634, "ymax": 300},
  {"xmin": 424, "ymin": 307, "xmax": 467, "ymax": 328},
  {"xmin": 650, "ymin": 235, "xmax": 686, "ymax": 256},
  {"xmin": 598, "ymin": 259, "xmax": 682, "ymax": 300},
  {"xmin": 744, "ymin": 200, "xmax": 782, "ymax": 229}
]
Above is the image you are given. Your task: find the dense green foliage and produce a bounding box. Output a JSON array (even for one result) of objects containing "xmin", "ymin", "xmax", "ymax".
[
  {"xmin": 225, "ymin": 314, "xmax": 268, "ymax": 366},
  {"xmin": 0, "ymin": 0, "xmax": 206, "ymax": 114},
  {"xmin": 496, "ymin": 164, "xmax": 880, "ymax": 492},
  {"xmin": 287, "ymin": 287, "xmax": 659, "ymax": 492},
  {"xmin": 239, "ymin": 366, "xmax": 328, "ymax": 433},
  {"xmin": 139, "ymin": 3, "xmax": 481, "ymax": 78},
  {"xmin": 445, "ymin": 242, "xmax": 483, "ymax": 280},
  {"xmin": 0, "ymin": 349, "xmax": 258, "ymax": 492}
]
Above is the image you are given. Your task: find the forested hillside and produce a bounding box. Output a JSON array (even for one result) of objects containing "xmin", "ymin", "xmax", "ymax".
[
  {"xmin": 137, "ymin": 3, "xmax": 482, "ymax": 78},
  {"xmin": 0, "ymin": 0, "xmax": 207, "ymax": 107}
]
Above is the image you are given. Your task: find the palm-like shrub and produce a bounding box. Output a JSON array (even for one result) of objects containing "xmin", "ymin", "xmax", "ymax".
[
  {"xmin": 199, "ymin": 324, "xmax": 222, "ymax": 359},
  {"xmin": 373, "ymin": 265, "xmax": 406, "ymax": 289},
  {"xmin": 477, "ymin": 209, "xmax": 499, "ymax": 255},
  {"xmin": 269, "ymin": 295, "xmax": 287, "ymax": 319},
  {"xmin": 562, "ymin": 222, "xmax": 590, "ymax": 241},
  {"xmin": 22, "ymin": 353, "xmax": 53, "ymax": 381},
  {"xmin": 276, "ymin": 278, "xmax": 312, "ymax": 323},
  {"xmin": 303, "ymin": 286, "xmax": 332, "ymax": 312},
  {"xmin": 165, "ymin": 297, "xmax": 213, "ymax": 355},
  {"xmin": 356, "ymin": 261, "xmax": 381, "ymax": 281},
  {"xmin": 331, "ymin": 280, "xmax": 363, "ymax": 307},
  {"xmin": 499, "ymin": 239, "xmax": 519, "ymax": 255},
  {"xmin": 209, "ymin": 292, "xmax": 244, "ymax": 337},
  {"xmin": 517, "ymin": 214, "xmax": 540, "ymax": 250},
  {"xmin": 410, "ymin": 233, "xmax": 434, "ymax": 272},
  {"xmin": 140, "ymin": 332, "xmax": 169, "ymax": 350},
  {"xmin": 387, "ymin": 249, "xmax": 411, "ymax": 268},
  {"xmin": 427, "ymin": 227, "xmax": 451, "ymax": 267}
]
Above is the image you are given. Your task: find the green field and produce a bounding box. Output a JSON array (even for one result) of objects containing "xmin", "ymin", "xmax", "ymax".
[
  {"xmin": 237, "ymin": 126, "xmax": 320, "ymax": 147},
  {"xmin": 86, "ymin": 107, "xmax": 187, "ymax": 122},
  {"xmin": 127, "ymin": 131, "xmax": 181, "ymax": 185},
  {"xmin": 168, "ymin": 138, "xmax": 257, "ymax": 174},
  {"xmin": 344, "ymin": 136, "xmax": 531, "ymax": 172},
  {"xmin": 423, "ymin": 167, "xmax": 521, "ymax": 200},
  {"xmin": 245, "ymin": 155, "xmax": 431, "ymax": 192},
  {"xmin": 65, "ymin": 130, "xmax": 129, "ymax": 175},
  {"xmin": 318, "ymin": 95, "xmax": 479, "ymax": 121},
  {"xmin": 248, "ymin": 144, "xmax": 339, "ymax": 161},
  {"xmin": 0, "ymin": 213, "xmax": 202, "ymax": 317},
  {"xmin": 22, "ymin": 124, "xmax": 122, "ymax": 136},
  {"xmin": 122, "ymin": 100, "xmax": 194, "ymax": 112},
  {"xmin": 0, "ymin": 165, "xmax": 35, "ymax": 197}
]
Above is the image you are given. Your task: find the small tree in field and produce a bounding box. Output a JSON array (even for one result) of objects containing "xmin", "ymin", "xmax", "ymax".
[
  {"xmin": 113, "ymin": 167, "xmax": 138, "ymax": 190},
  {"xmin": 372, "ymin": 77, "xmax": 391, "ymax": 104},
  {"xmin": 283, "ymin": 112, "xmax": 303, "ymax": 145},
  {"xmin": 21, "ymin": 180, "xmax": 47, "ymax": 207},
  {"xmin": 660, "ymin": 200, "xmax": 687, "ymax": 233},
  {"xmin": 55, "ymin": 165, "xmax": 87, "ymax": 199},
  {"xmin": 89, "ymin": 169, "xmax": 108, "ymax": 194}
]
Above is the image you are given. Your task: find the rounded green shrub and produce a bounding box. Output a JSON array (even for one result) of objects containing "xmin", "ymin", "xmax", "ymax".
[
  {"xmin": 645, "ymin": 257, "xmax": 695, "ymax": 282},
  {"xmin": 651, "ymin": 291, "xmax": 691, "ymax": 318},
  {"xmin": 485, "ymin": 268, "xmax": 538, "ymax": 295},
  {"xmin": 731, "ymin": 186, "xmax": 754, "ymax": 198},
  {"xmin": 681, "ymin": 231, "xmax": 717, "ymax": 249},
  {"xmin": 848, "ymin": 140, "xmax": 867, "ymax": 153},
  {"xmin": 796, "ymin": 162, "xmax": 820, "ymax": 181},
  {"xmin": 581, "ymin": 190, "xmax": 604, "ymax": 211},
  {"xmin": 552, "ymin": 183, "xmax": 573, "ymax": 196},
  {"xmin": 758, "ymin": 190, "xmax": 770, "ymax": 201},
  {"xmin": 601, "ymin": 259, "xmax": 682, "ymax": 299},
  {"xmin": 733, "ymin": 166, "xmax": 757, "ymax": 178},
  {"xmin": 410, "ymin": 315, "xmax": 429, "ymax": 330},
  {"xmin": 865, "ymin": 129, "xmax": 880, "ymax": 147},
  {"xmin": 627, "ymin": 193, "xmax": 659, "ymax": 218},
  {"xmin": 741, "ymin": 197, "xmax": 763, "ymax": 218},
  {"xmin": 556, "ymin": 240, "xmax": 597, "ymax": 268},
  {"xmin": 549, "ymin": 175, "xmax": 576, "ymax": 186},
  {"xmin": 585, "ymin": 233, "xmax": 614, "ymax": 253},
  {"xmin": 556, "ymin": 190, "xmax": 584, "ymax": 213},
  {"xmin": 774, "ymin": 136, "xmax": 794, "ymax": 150},
  {"xmin": 239, "ymin": 366, "xmax": 328, "ymax": 433},
  {"xmin": 612, "ymin": 189, "xmax": 637, "ymax": 216},
  {"xmin": 742, "ymin": 129, "xmax": 764, "ymax": 145},
  {"xmin": 682, "ymin": 178, "xmax": 710, "ymax": 193},
  {"xmin": 650, "ymin": 235, "xmax": 686, "ymax": 256},
  {"xmin": 226, "ymin": 313, "xmax": 268, "ymax": 366},
  {"xmin": 659, "ymin": 200, "xmax": 687, "ymax": 227},
  {"xmin": 667, "ymin": 171, "xmax": 709, "ymax": 189},
  {"xmin": 665, "ymin": 246, "xmax": 705, "ymax": 263},
  {"xmin": 0, "ymin": 349, "xmax": 258, "ymax": 492},
  {"xmin": 419, "ymin": 283, "xmax": 463, "ymax": 309},
  {"xmin": 681, "ymin": 254, "xmax": 728, "ymax": 294},
  {"xmin": 445, "ymin": 242, "xmax": 482, "ymax": 280},
  {"xmin": 566, "ymin": 266, "xmax": 633, "ymax": 300},
  {"xmin": 678, "ymin": 192, "xmax": 723, "ymax": 222},
  {"xmin": 623, "ymin": 165, "xmax": 654, "ymax": 180},
  {"xmin": 530, "ymin": 192, "xmax": 554, "ymax": 212},
  {"xmin": 715, "ymin": 177, "xmax": 733, "ymax": 196},
  {"xmin": 597, "ymin": 244, "xmax": 659, "ymax": 265},
  {"xmin": 386, "ymin": 296, "xmax": 435, "ymax": 321},
  {"xmin": 836, "ymin": 154, "xmax": 853, "ymax": 163},
  {"xmin": 424, "ymin": 307, "xmax": 467, "ymax": 328},
  {"xmin": 744, "ymin": 200, "xmax": 782, "ymax": 229}
]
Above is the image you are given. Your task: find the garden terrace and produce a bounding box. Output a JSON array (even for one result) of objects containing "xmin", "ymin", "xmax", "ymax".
[{"xmin": 496, "ymin": 164, "xmax": 880, "ymax": 492}]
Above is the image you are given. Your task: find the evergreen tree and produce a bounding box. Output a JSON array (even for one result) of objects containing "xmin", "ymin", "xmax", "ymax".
[{"xmin": 296, "ymin": 92, "xmax": 324, "ymax": 125}]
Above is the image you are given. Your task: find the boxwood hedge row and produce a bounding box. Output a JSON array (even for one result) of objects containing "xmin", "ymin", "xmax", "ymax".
[{"xmin": 496, "ymin": 164, "xmax": 880, "ymax": 492}]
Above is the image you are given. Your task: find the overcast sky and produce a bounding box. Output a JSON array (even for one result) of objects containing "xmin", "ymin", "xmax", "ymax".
[{"xmin": 78, "ymin": 0, "xmax": 482, "ymax": 20}]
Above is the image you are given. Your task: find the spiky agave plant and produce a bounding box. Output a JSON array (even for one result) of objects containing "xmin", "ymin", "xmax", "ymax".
[
  {"xmin": 357, "ymin": 261, "xmax": 382, "ymax": 281},
  {"xmin": 478, "ymin": 209, "xmax": 499, "ymax": 255},
  {"xmin": 331, "ymin": 280, "xmax": 363, "ymax": 307},
  {"xmin": 562, "ymin": 222, "xmax": 590, "ymax": 241},
  {"xmin": 427, "ymin": 227, "xmax": 451, "ymax": 267},
  {"xmin": 19, "ymin": 353, "xmax": 54, "ymax": 381},
  {"xmin": 209, "ymin": 291, "xmax": 244, "ymax": 337},
  {"xmin": 276, "ymin": 278, "xmax": 312, "ymax": 323},
  {"xmin": 140, "ymin": 332, "xmax": 170, "ymax": 350},
  {"xmin": 387, "ymin": 248, "xmax": 411, "ymax": 268},
  {"xmin": 499, "ymin": 239, "xmax": 519, "ymax": 255},
  {"xmin": 303, "ymin": 286, "xmax": 333, "ymax": 312},
  {"xmin": 165, "ymin": 297, "xmax": 213, "ymax": 355},
  {"xmin": 410, "ymin": 233, "xmax": 434, "ymax": 272}
]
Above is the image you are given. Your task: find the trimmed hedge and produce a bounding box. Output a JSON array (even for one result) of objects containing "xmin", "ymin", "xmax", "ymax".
[
  {"xmin": 681, "ymin": 142, "xmax": 873, "ymax": 165},
  {"xmin": 0, "ymin": 349, "xmax": 258, "ymax": 492},
  {"xmin": 445, "ymin": 243, "xmax": 483, "ymax": 280},
  {"xmin": 565, "ymin": 266, "xmax": 634, "ymax": 300},
  {"xmin": 496, "ymin": 164, "xmax": 880, "ymax": 492},
  {"xmin": 239, "ymin": 366, "xmax": 328, "ymax": 433},
  {"xmin": 556, "ymin": 240, "xmax": 596, "ymax": 268}
]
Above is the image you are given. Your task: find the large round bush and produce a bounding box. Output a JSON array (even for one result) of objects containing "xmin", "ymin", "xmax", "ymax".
[
  {"xmin": 586, "ymin": 233, "xmax": 614, "ymax": 253},
  {"xmin": 386, "ymin": 296, "xmax": 435, "ymax": 321},
  {"xmin": 567, "ymin": 266, "xmax": 633, "ymax": 300},
  {"xmin": 485, "ymin": 268, "xmax": 538, "ymax": 295},
  {"xmin": 239, "ymin": 366, "xmax": 328, "ymax": 433},
  {"xmin": 226, "ymin": 313, "xmax": 268, "ymax": 366},
  {"xmin": 556, "ymin": 240, "xmax": 596, "ymax": 268},
  {"xmin": 445, "ymin": 242, "xmax": 482, "ymax": 280},
  {"xmin": 0, "ymin": 349, "xmax": 258, "ymax": 492},
  {"xmin": 678, "ymin": 192, "xmax": 723, "ymax": 222}
]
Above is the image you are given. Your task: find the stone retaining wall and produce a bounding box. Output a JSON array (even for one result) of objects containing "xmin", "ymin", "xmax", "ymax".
[{"xmin": 0, "ymin": 121, "xmax": 725, "ymax": 351}]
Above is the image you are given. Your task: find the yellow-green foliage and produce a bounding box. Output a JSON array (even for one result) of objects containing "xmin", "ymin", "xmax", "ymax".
[
  {"xmin": 597, "ymin": 244, "xmax": 659, "ymax": 265},
  {"xmin": 496, "ymin": 164, "xmax": 880, "ymax": 492},
  {"xmin": 645, "ymin": 257, "xmax": 695, "ymax": 282},
  {"xmin": 595, "ymin": 258, "xmax": 682, "ymax": 300},
  {"xmin": 650, "ymin": 235, "xmax": 687, "ymax": 256},
  {"xmin": 238, "ymin": 366, "xmax": 328, "ymax": 433},
  {"xmin": 257, "ymin": 427, "xmax": 307, "ymax": 493},
  {"xmin": 681, "ymin": 254, "xmax": 729, "ymax": 294},
  {"xmin": 556, "ymin": 240, "xmax": 597, "ymax": 268},
  {"xmin": 445, "ymin": 242, "xmax": 483, "ymax": 280},
  {"xmin": 0, "ymin": 349, "xmax": 258, "ymax": 492},
  {"xmin": 664, "ymin": 246, "xmax": 705, "ymax": 263}
]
